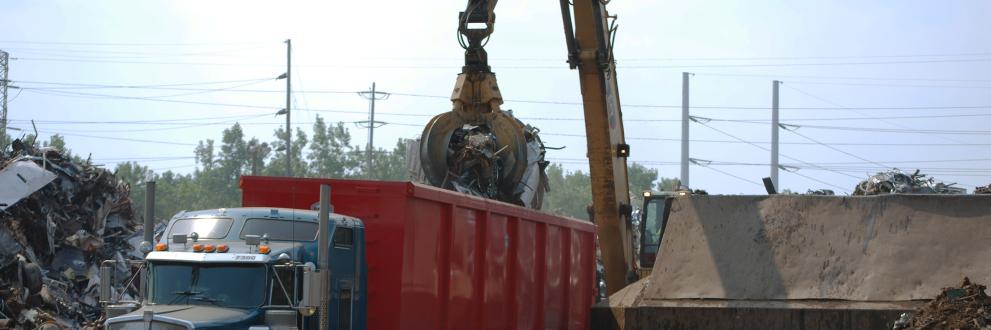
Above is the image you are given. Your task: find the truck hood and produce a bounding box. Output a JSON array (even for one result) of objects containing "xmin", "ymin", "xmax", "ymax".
[{"xmin": 107, "ymin": 304, "xmax": 261, "ymax": 329}]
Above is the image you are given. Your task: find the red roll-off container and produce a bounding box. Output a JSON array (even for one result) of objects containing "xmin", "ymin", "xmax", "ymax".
[{"xmin": 240, "ymin": 176, "xmax": 597, "ymax": 330}]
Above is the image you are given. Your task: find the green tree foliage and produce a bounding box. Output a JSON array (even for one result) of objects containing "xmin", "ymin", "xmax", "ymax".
[
  {"xmin": 628, "ymin": 162, "xmax": 659, "ymax": 207},
  {"xmin": 263, "ymin": 127, "xmax": 309, "ymax": 177},
  {"xmin": 657, "ymin": 177, "xmax": 680, "ymax": 191},
  {"xmin": 115, "ymin": 120, "xmax": 412, "ymax": 221},
  {"xmin": 308, "ymin": 116, "xmax": 360, "ymax": 178},
  {"xmin": 540, "ymin": 162, "xmax": 677, "ymax": 220},
  {"xmin": 355, "ymin": 139, "xmax": 411, "ymax": 180},
  {"xmin": 542, "ymin": 164, "xmax": 593, "ymax": 220}
]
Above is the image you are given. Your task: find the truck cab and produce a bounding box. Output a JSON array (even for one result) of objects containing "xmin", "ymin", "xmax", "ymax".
[{"xmin": 102, "ymin": 207, "xmax": 366, "ymax": 330}]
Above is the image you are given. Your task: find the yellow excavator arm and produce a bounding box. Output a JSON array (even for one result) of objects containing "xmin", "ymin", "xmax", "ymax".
[{"xmin": 561, "ymin": 0, "xmax": 636, "ymax": 296}]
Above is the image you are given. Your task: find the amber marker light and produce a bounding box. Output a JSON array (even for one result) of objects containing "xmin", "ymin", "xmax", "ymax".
[
  {"xmin": 216, "ymin": 244, "xmax": 229, "ymax": 253},
  {"xmin": 154, "ymin": 243, "xmax": 168, "ymax": 251},
  {"xmin": 192, "ymin": 244, "xmax": 204, "ymax": 252},
  {"xmin": 204, "ymin": 244, "xmax": 216, "ymax": 253},
  {"xmin": 258, "ymin": 245, "xmax": 271, "ymax": 254}
]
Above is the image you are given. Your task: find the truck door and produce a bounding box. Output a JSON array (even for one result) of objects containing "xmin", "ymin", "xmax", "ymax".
[{"xmin": 332, "ymin": 227, "xmax": 355, "ymax": 330}]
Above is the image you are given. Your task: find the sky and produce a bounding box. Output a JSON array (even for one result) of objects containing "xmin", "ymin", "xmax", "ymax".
[{"xmin": 1, "ymin": 0, "xmax": 990, "ymax": 195}]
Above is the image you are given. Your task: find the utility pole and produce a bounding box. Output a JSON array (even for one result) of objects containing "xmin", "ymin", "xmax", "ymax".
[
  {"xmin": 680, "ymin": 72, "xmax": 690, "ymax": 189},
  {"xmin": 771, "ymin": 80, "xmax": 780, "ymax": 189},
  {"xmin": 1, "ymin": 50, "xmax": 9, "ymax": 147},
  {"xmin": 284, "ymin": 39, "xmax": 292, "ymax": 177},
  {"xmin": 357, "ymin": 82, "xmax": 389, "ymax": 175}
]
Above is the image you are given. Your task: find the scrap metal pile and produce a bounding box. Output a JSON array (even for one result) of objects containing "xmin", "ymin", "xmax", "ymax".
[
  {"xmin": 853, "ymin": 169, "xmax": 967, "ymax": 195},
  {"xmin": 976, "ymin": 184, "xmax": 991, "ymax": 194},
  {"xmin": 893, "ymin": 278, "xmax": 991, "ymax": 330},
  {"xmin": 0, "ymin": 139, "xmax": 141, "ymax": 329}
]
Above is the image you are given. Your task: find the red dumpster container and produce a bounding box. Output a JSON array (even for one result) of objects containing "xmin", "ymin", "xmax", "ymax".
[{"xmin": 240, "ymin": 176, "xmax": 597, "ymax": 330}]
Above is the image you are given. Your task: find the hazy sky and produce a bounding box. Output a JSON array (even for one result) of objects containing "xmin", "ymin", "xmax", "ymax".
[{"xmin": 2, "ymin": 0, "xmax": 990, "ymax": 194}]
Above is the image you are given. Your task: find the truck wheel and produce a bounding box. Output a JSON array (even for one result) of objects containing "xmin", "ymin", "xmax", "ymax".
[{"xmin": 22, "ymin": 262, "xmax": 43, "ymax": 293}]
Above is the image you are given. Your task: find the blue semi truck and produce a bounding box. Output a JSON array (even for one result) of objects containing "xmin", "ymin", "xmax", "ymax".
[{"xmin": 102, "ymin": 186, "xmax": 366, "ymax": 329}]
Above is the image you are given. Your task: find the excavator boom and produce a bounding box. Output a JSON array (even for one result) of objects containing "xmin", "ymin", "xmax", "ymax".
[{"xmin": 562, "ymin": 0, "xmax": 635, "ymax": 296}]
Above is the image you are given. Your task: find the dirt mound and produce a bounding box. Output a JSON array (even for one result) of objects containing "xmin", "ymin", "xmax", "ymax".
[{"xmin": 896, "ymin": 278, "xmax": 991, "ymax": 330}]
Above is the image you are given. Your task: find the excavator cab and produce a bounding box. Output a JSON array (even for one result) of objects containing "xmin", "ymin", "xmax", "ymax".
[{"xmin": 638, "ymin": 191, "xmax": 679, "ymax": 273}]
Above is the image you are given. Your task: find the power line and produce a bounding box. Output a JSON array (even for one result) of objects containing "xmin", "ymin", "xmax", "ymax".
[
  {"xmin": 696, "ymin": 115, "xmax": 991, "ymax": 136},
  {"xmin": 787, "ymin": 80, "xmax": 991, "ymax": 89},
  {"xmin": 21, "ymin": 88, "xmax": 279, "ymax": 110},
  {"xmin": 14, "ymin": 56, "xmax": 991, "ymax": 69},
  {"xmin": 782, "ymin": 83, "xmax": 972, "ymax": 148},
  {"xmin": 6, "ymin": 45, "xmax": 274, "ymax": 60},
  {"xmin": 27, "ymin": 116, "xmax": 275, "ymax": 133},
  {"xmin": 716, "ymin": 113, "xmax": 991, "ymax": 122},
  {"xmin": 540, "ymin": 132, "xmax": 991, "ymax": 147},
  {"xmin": 0, "ymin": 40, "xmax": 270, "ymax": 46},
  {"xmin": 691, "ymin": 160, "xmax": 764, "ymax": 187},
  {"xmin": 149, "ymin": 164, "xmax": 198, "ymax": 171},
  {"xmin": 12, "ymin": 77, "xmax": 277, "ymax": 88},
  {"xmin": 618, "ymin": 52, "xmax": 991, "ymax": 62},
  {"xmin": 793, "ymin": 123, "xmax": 991, "ymax": 135},
  {"xmin": 621, "ymin": 57, "xmax": 991, "ymax": 68},
  {"xmin": 783, "ymin": 127, "xmax": 890, "ymax": 168},
  {"xmin": 785, "ymin": 170, "xmax": 852, "ymax": 194},
  {"xmin": 14, "ymin": 80, "xmax": 991, "ymax": 111},
  {"xmin": 696, "ymin": 72, "xmax": 991, "ymax": 83},
  {"xmin": 30, "ymin": 129, "xmax": 197, "ymax": 146},
  {"xmin": 7, "ymin": 113, "xmax": 275, "ymax": 124},
  {"xmin": 55, "ymin": 79, "xmax": 274, "ymax": 99},
  {"xmin": 691, "ymin": 119, "xmax": 862, "ymax": 188},
  {"xmin": 94, "ymin": 157, "xmax": 196, "ymax": 163}
]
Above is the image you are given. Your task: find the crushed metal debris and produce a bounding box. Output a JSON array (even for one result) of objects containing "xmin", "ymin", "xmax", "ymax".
[
  {"xmin": 976, "ymin": 184, "xmax": 991, "ymax": 195},
  {"xmin": 853, "ymin": 169, "xmax": 967, "ymax": 196},
  {"xmin": 0, "ymin": 139, "xmax": 143, "ymax": 329},
  {"xmin": 893, "ymin": 278, "xmax": 991, "ymax": 330}
]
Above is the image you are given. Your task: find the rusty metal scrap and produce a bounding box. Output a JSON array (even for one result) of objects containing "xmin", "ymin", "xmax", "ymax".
[
  {"xmin": 806, "ymin": 189, "xmax": 835, "ymax": 196},
  {"xmin": 853, "ymin": 169, "xmax": 966, "ymax": 196},
  {"xmin": 439, "ymin": 123, "xmax": 549, "ymax": 208},
  {"xmin": 0, "ymin": 139, "xmax": 141, "ymax": 329},
  {"xmin": 975, "ymin": 184, "xmax": 991, "ymax": 194}
]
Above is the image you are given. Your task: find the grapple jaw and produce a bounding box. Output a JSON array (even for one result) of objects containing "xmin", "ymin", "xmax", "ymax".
[{"xmin": 420, "ymin": 72, "xmax": 546, "ymax": 208}]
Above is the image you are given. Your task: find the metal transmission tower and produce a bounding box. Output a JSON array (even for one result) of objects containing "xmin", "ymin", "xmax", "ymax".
[
  {"xmin": 357, "ymin": 82, "xmax": 389, "ymax": 176},
  {"xmin": 1, "ymin": 50, "xmax": 8, "ymax": 147}
]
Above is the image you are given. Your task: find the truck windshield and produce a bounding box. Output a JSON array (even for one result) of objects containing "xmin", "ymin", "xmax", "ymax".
[{"xmin": 150, "ymin": 263, "xmax": 267, "ymax": 309}]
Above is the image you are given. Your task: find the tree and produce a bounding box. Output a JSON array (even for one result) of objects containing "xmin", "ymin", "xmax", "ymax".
[
  {"xmin": 195, "ymin": 139, "xmax": 215, "ymax": 170},
  {"xmin": 264, "ymin": 127, "xmax": 309, "ymax": 177},
  {"xmin": 657, "ymin": 177, "xmax": 680, "ymax": 191},
  {"xmin": 308, "ymin": 117, "xmax": 360, "ymax": 178},
  {"xmin": 628, "ymin": 162, "xmax": 659, "ymax": 208},
  {"xmin": 542, "ymin": 164, "xmax": 593, "ymax": 220},
  {"xmin": 354, "ymin": 139, "xmax": 410, "ymax": 180},
  {"xmin": 628, "ymin": 162, "xmax": 658, "ymax": 196}
]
